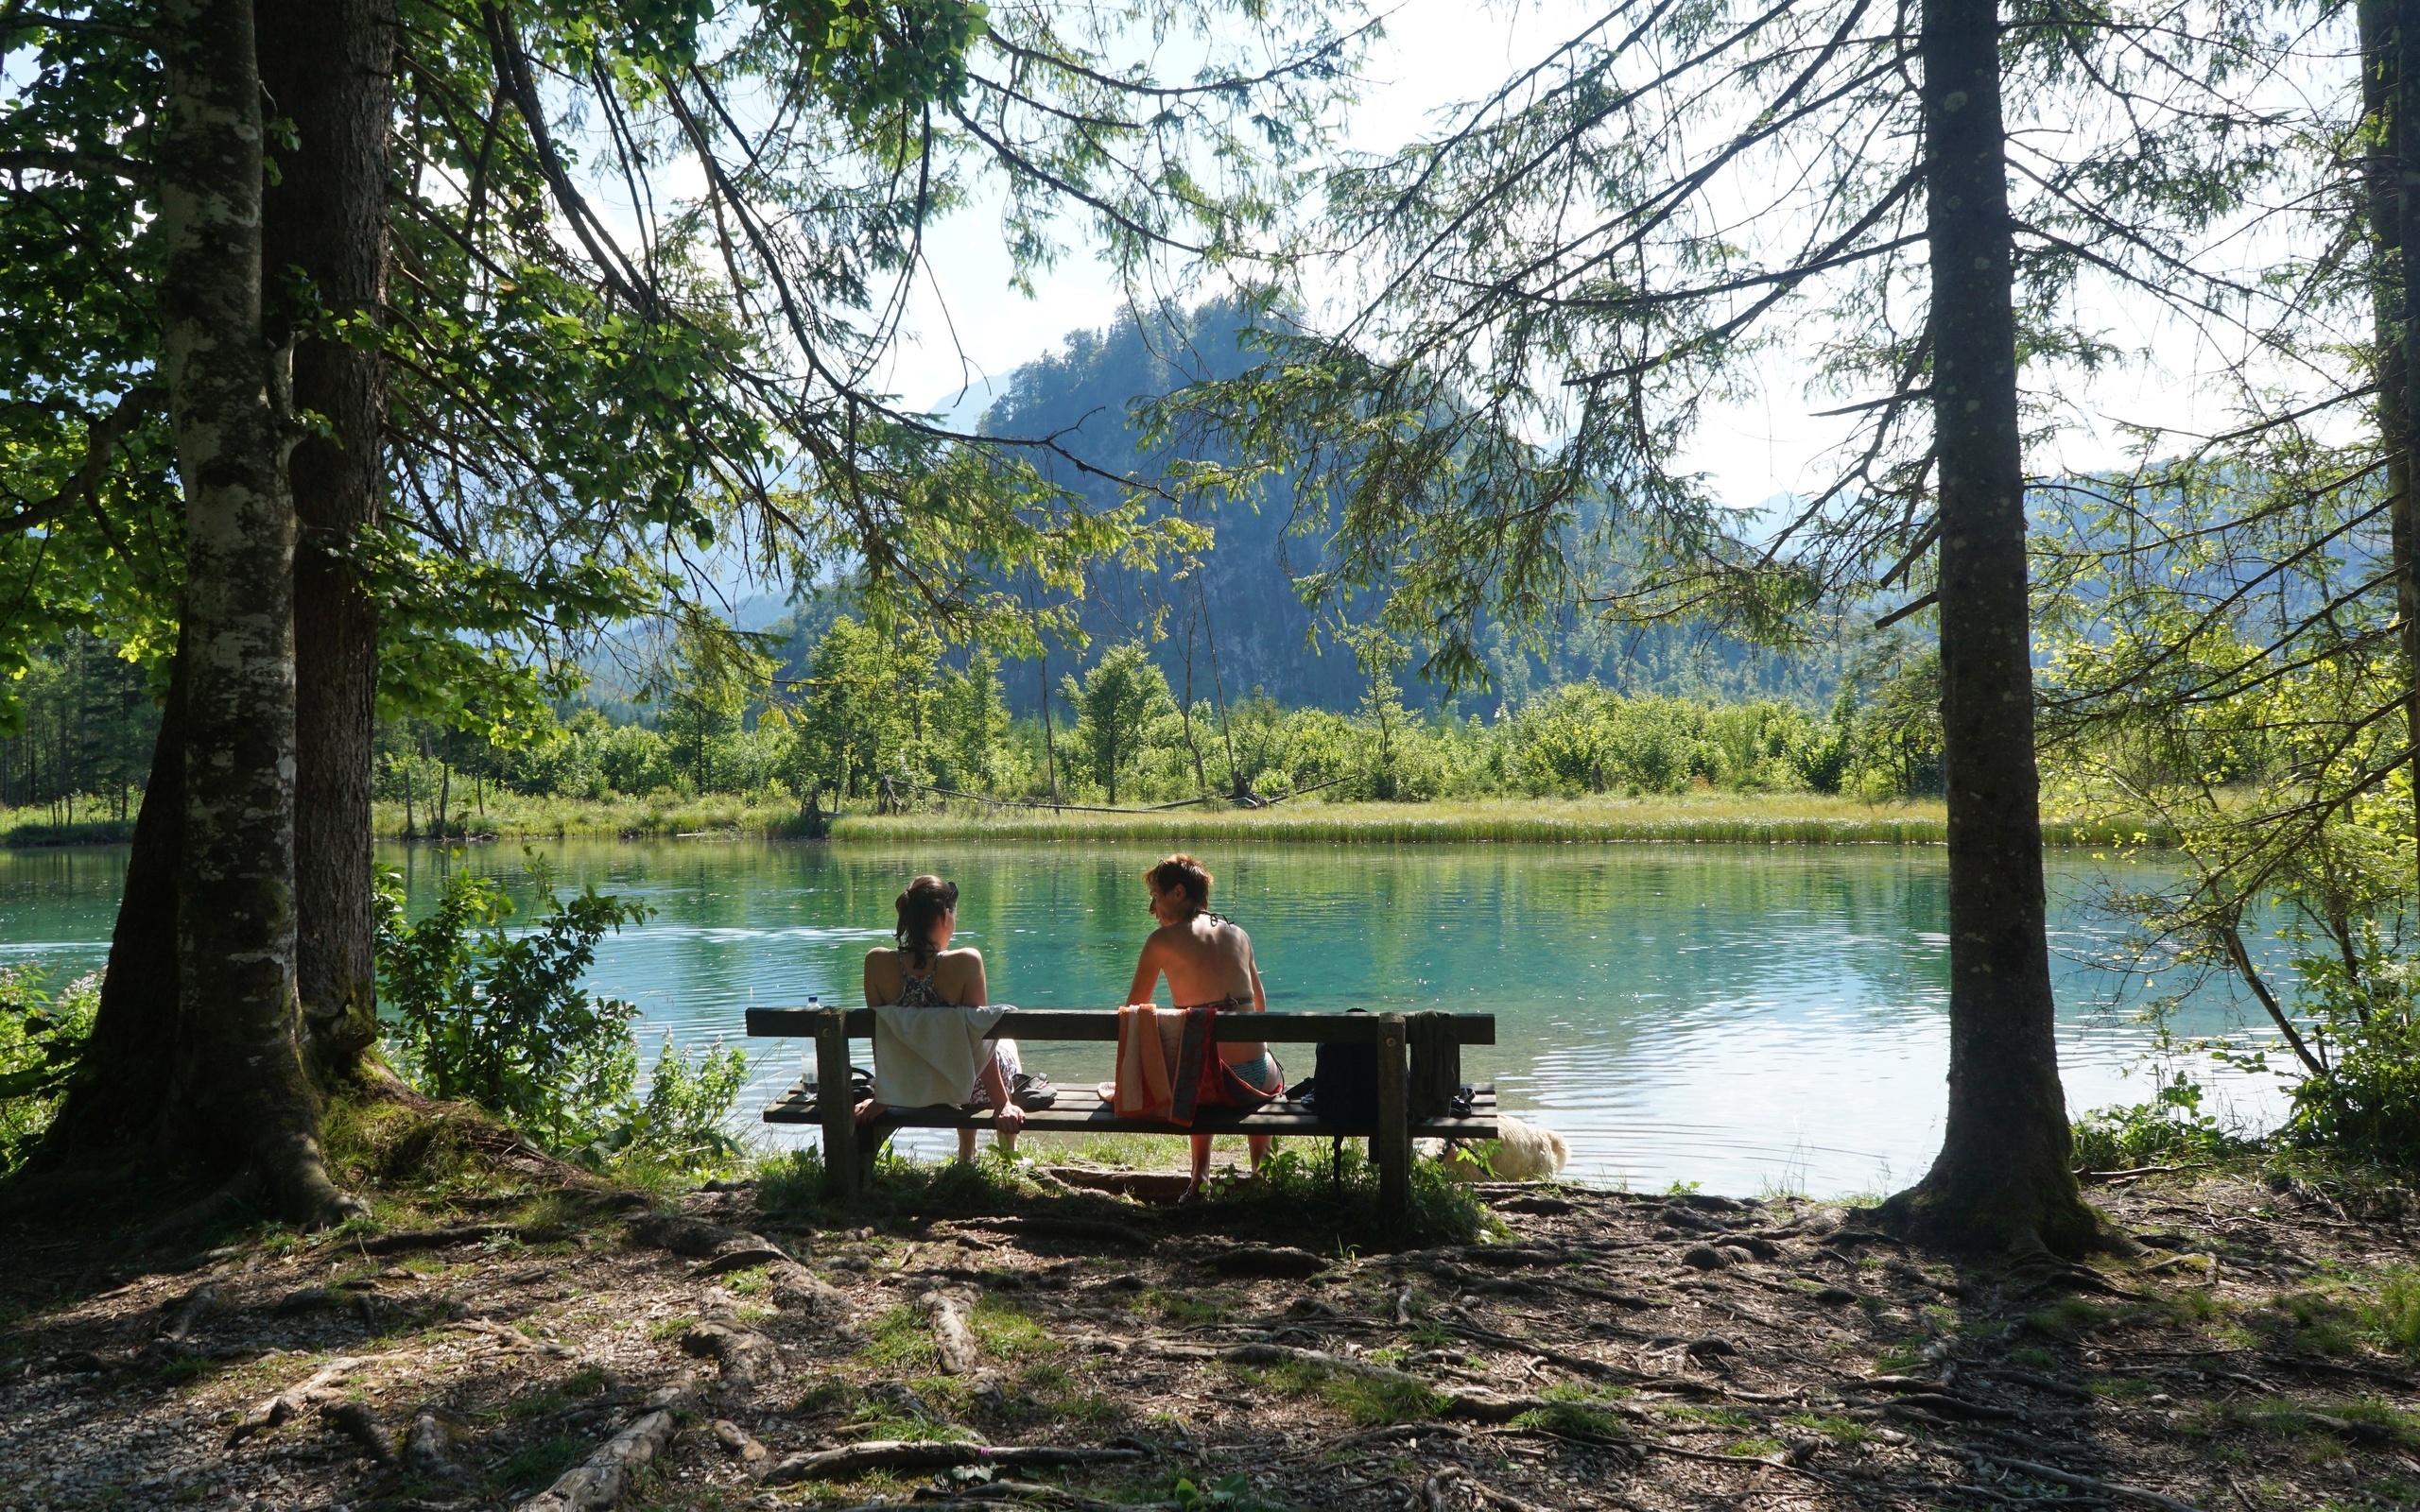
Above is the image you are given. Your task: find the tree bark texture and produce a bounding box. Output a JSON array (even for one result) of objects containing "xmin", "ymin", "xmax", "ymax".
[
  {"xmin": 2390, "ymin": 0, "xmax": 2420, "ymax": 877},
  {"xmin": 1882, "ymin": 0, "xmax": 2095, "ymax": 1255},
  {"xmin": 32, "ymin": 649, "xmax": 186, "ymax": 1164},
  {"xmin": 259, "ymin": 0, "xmax": 394, "ymax": 1084},
  {"xmin": 156, "ymin": 0, "xmax": 354, "ymax": 1226}
]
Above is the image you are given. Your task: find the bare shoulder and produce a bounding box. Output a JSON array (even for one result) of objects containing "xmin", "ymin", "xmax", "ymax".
[
  {"xmin": 865, "ymin": 945, "xmax": 899, "ymax": 967},
  {"xmin": 941, "ymin": 945, "xmax": 984, "ymax": 967}
]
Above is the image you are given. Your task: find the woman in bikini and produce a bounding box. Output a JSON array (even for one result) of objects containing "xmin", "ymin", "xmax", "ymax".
[
  {"xmin": 1124, "ymin": 853, "xmax": 1279, "ymax": 1192},
  {"xmin": 858, "ymin": 874, "xmax": 1025, "ymax": 1160}
]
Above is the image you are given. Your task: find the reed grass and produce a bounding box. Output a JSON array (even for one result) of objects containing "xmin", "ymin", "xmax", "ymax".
[
  {"xmin": 833, "ymin": 794, "xmax": 1954, "ymax": 845},
  {"xmin": 0, "ymin": 804, "xmax": 136, "ymax": 848},
  {"xmin": 367, "ymin": 792, "xmax": 810, "ymax": 842},
  {"xmin": 5, "ymin": 791, "xmax": 2178, "ymax": 849}
]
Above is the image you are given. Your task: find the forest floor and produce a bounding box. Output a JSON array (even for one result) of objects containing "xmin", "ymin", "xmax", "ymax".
[{"xmin": 4, "ymin": 1147, "xmax": 2417, "ymax": 1512}]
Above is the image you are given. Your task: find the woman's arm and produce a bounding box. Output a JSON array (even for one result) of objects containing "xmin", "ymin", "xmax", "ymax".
[
  {"xmin": 1245, "ymin": 936, "xmax": 1268, "ymax": 1014},
  {"xmin": 1124, "ymin": 936, "xmax": 1163, "ymax": 1007},
  {"xmin": 958, "ymin": 949, "xmax": 988, "ymax": 1006},
  {"xmin": 863, "ymin": 950, "xmax": 885, "ymax": 1005}
]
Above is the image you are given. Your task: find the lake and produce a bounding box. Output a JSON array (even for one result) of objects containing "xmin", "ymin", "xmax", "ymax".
[{"xmin": 0, "ymin": 838, "xmax": 2290, "ymax": 1194}]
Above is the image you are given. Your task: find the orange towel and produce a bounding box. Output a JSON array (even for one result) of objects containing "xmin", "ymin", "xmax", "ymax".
[{"xmin": 1100, "ymin": 1005, "xmax": 1215, "ymax": 1125}]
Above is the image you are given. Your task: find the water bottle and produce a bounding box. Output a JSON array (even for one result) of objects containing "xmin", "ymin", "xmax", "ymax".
[{"xmin": 804, "ymin": 995, "xmax": 821, "ymax": 1087}]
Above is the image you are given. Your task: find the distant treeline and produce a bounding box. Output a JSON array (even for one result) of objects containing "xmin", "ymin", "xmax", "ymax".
[
  {"xmin": 0, "ymin": 631, "xmax": 158, "ymax": 823},
  {"xmin": 5, "ymin": 619, "xmax": 1951, "ymax": 833},
  {"xmin": 370, "ymin": 619, "xmax": 1950, "ymax": 828}
]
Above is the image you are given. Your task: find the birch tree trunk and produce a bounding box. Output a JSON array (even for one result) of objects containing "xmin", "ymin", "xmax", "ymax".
[
  {"xmin": 260, "ymin": 0, "xmax": 394, "ymax": 1084},
  {"xmin": 155, "ymin": 0, "xmax": 355, "ymax": 1226},
  {"xmin": 1879, "ymin": 0, "xmax": 2097, "ymax": 1255}
]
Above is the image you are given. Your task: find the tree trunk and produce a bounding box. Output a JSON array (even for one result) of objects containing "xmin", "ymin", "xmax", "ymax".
[
  {"xmin": 156, "ymin": 0, "xmax": 356, "ymax": 1228},
  {"xmin": 31, "ymin": 649, "xmax": 187, "ymax": 1166},
  {"xmin": 2389, "ymin": 0, "xmax": 2420, "ymax": 877},
  {"xmin": 261, "ymin": 0, "xmax": 394, "ymax": 1087},
  {"xmin": 1879, "ymin": 0, "xmax": 2097, "ymax": 1256}
]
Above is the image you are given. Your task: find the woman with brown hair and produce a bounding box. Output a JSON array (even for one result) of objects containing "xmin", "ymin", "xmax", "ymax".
[
  {"xmin": 859, "ymin": 874, "xmax": 1024, "ymax": 1160},
  {"xmin": 1124, "ymin": 853, "xmax": 1278, "ymax": 1192}
]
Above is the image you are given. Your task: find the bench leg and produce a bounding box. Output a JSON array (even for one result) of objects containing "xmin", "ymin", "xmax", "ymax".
[
  {"xmin": 1375, "ymin": 1013, "xmax": 1409, "ymax": 1221},
  {"xmin": 816, "ymin": 1008, "xmax": 858, "ymax": 1199}
]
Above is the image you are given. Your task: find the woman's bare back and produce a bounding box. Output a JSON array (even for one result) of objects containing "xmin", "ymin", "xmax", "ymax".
[{"xmin": 1126, "ymin": 915, "xmax": 1266, "ymax": 1063}]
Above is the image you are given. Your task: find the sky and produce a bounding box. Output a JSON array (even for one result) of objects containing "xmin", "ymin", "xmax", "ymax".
[{"xmin": 875, "ymin": 0, "xmax": 2337, "ymax": 518}]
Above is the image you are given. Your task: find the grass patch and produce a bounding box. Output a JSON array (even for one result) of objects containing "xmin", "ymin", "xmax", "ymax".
[
  {"xmin": 2361, "ymin": 1268, "xmax": 2420, "ymax": 1356},
  {"xmin": 1784, "ymin": 1412, "xmax": 1870, "ymax": 1445},
  {"xmin": 1140, "ymin": 1289, "xmax": 1230, "ymax": 1326},
  {"xmin": 969, "ymin": 1295, "xmax": 1057, "ymax": 1359},
  {"xmin": 1231, "ymin": 1358, "xmax": 1446, "ymax": 1426},
  {"xmin": 1512, "ymin": 1384, "xmax": 1633, "ymax": 1441},
  {"xmin": 861, "ymin": 1305, "xmax": 939, "ymax": 1372},
  {"xmin": 1231, "ymin": 1142, "xmax": 1501, "ymax": 1247},
  {"xmin": 493, "ymin": 1433, "xmax": 592, "ymax": 1494},
  {"xmin": 1660, "ymin": 1404, "xmax": 1754, "ymax": 1428},
  {"xmin": 1726, "ymin": 1435, "xmax": 1786, "ymax": 1458},
  {"xmin": 2026, "ymin": 1298, "xmax": 2135, "ymax": 1340}
]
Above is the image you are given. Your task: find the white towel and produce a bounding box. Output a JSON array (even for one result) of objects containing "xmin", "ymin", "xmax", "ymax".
[{"xmin": 872, "ymin": 1004, "xmax": 1010, "ymax": 1108}]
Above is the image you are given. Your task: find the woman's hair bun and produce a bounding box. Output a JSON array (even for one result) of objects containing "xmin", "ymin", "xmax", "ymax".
[
  {"xmin": 1145, "ymin": 853, "xmax": 1212, "ymax": 911},
  {"xmin": 895, "ymin": 874, "xmax": 959, "ymax": 963}
]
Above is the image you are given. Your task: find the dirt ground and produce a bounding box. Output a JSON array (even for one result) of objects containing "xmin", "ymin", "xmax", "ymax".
[{"xmin": 4, "ymin": 1158, "xmax": 2419, "ymax": 1512}]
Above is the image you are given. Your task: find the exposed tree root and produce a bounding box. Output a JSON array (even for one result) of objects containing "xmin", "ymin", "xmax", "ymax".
[
  {"xmin": 680, "ymin": 1321, "xmax": 771, "ymax": 1394},
  {"xmin": 1962, "ymin": 1451, "xmax": 2206, "ymax": 1512},
  {"xmin": 320, "ymin": 1400, "xmax": 395, "ymax": 1465},
  {"xmin": 517, "ymin": 1408, "xmax": 680, "ymax": 1512},
  {"xmin": 405, "ymin": 1411, "xmax": 470, "ymax": 1482},
  {"xmin": 758, "ymin": 1442, "xmax": 1147, "ymax": 1486},
  {"xmin": 225, "ymin": 1355, "xmax": 375, "ymax": 1449},
  {"xmin": 925, "ymin": 1288, "xmax": 981, "ymax": 1375}
]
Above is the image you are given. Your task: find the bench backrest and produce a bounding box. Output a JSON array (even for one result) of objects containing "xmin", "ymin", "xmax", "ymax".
[{"xmin": 743, "ymin": 1005, "xmax": 1495, "ymax": 1045}]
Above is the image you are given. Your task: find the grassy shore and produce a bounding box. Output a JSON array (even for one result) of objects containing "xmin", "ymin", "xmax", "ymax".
[{"xmin": 3, "ymin": 791, "xmax": 2176, "ymax": 848}]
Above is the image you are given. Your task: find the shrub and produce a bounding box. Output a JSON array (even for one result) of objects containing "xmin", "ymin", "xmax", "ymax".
[
  {"xmin": 2070, "ymin": 1076, "xmax": 2253, "ymax": 1171},
  {"xmin": 374, "ymin": 855, "xmax": 747, "ymax": 1173},
  {"xmin": 0, "ymin": 964, "xmax": 98, "ymax": 1171}
]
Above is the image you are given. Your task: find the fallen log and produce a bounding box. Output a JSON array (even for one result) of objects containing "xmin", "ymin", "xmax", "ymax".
[{"xmin": 757, "ymin": 1441, "xmax": 1147, "ymax": 1485}]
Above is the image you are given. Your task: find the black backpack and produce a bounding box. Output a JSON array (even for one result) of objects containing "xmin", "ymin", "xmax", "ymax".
[{"xmin": 1308, "ymin": 1008, "xmax": 1380, "ymax": 1128}]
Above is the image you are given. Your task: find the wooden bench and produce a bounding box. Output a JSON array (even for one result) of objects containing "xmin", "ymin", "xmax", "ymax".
[{"xmin": 744, "ymin": 1007, "xmax": 1497, "ymax": 1218}]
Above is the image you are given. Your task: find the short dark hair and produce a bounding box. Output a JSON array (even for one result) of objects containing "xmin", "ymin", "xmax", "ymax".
[
  {"xmin": 1145, "ymin": 853, "xmax": 1212, "ymax": 912},
  {"xmin": 895, "ymin": 874, "xmax": 959, "ymax": 964}
]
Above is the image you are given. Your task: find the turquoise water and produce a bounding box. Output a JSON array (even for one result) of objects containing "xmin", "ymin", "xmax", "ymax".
[{"xmin": 0, "ymin": 839, "xmax": 2290, "ymax": 1194}]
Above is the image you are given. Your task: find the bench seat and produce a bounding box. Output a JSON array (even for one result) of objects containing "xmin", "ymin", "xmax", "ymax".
[{"xmin": 762, "ymin": 1078, "xmax": 1500, "ymax": 1142}]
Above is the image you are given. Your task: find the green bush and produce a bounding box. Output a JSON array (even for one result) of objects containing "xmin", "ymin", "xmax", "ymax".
[
  {"xmin": 374, "ymin": 856, "xmax": 747, "ymax": 1173},
  {"xmin": 2071, "ymin": 1077, "xmax": 2252, "ymax": 1171},
  {"xmin": 0, "ymin": 964, "xmax": 98, "ymax": 1171}
]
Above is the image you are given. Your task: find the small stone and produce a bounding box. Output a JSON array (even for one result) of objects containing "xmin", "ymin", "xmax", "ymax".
[{"xmin": 711, "ymin": 1418, "xmax": 769, "ymax": 1462}]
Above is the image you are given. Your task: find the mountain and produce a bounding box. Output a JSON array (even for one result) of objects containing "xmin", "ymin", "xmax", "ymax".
[{"xmin": 969, "ymin": 303, "xmax": 1849, "ymax": 713}]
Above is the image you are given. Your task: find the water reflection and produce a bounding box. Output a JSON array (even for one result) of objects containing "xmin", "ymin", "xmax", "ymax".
[{"xmin": 0, "ymin": 838, "xmax": 2291, "ymax": 1194}]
